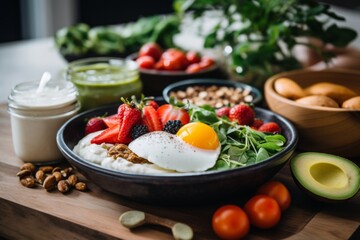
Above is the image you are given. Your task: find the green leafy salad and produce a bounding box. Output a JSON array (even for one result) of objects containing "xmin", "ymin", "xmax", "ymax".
[{"xmin": 187, "ymin": 104, "xmax": 286, "ymax": 171}]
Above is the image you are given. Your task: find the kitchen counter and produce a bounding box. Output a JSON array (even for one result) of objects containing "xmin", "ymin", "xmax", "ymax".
[{"xmin": 1, "ymin": 103, "xmax": 359, "ymax": 239}]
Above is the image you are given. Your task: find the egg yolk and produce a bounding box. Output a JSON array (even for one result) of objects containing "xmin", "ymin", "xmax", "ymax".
[{"xmin": 176, "ymin": 122, "xmax": 220, "ymax": 150}]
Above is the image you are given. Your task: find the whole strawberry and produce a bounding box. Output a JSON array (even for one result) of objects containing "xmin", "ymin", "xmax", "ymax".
[
  {"xmin": 216, "ymin": 107, "xmax": 230, "ymax": 117},
  {"xmin": 258, "ymin": 122, "xmax": 282, "ymax": 133},
  {"xmin": 229, "ymin": 104, "xmax": 255, "ymax": 126},
  {"xmin": 251, "ymin": 118, "xmax": 264, "ymax": 130},
  {"xmin": 85, "ymin": 117, "xmax": 106, "ymax": 135}
]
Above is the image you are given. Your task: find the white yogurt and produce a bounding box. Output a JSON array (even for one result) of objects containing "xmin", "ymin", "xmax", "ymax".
[
  {"xmin": 73, "ymin": 132, "xmax": 177, "ymax": 175},
  {"xmin": 8, "ymin": 80, "xmax": 80, "ymax": 164}
]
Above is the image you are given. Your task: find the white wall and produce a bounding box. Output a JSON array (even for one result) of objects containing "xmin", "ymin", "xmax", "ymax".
[{"xmin": 20, "ymin": 0, "xmax": 77, "ymax": 39}]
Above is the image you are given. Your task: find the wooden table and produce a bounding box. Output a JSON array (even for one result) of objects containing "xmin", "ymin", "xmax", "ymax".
[{"xmin": 1, "ymin": 103, "xmax": 359, "ymax": 240}]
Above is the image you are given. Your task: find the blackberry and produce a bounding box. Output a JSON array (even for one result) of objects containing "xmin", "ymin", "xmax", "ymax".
[
  {"xmin": 163, "ymin": 120, "xmax": 183, "ymax": 134},
  {"xmin": 131, "ymin": 124, "xmax": 149, "ymax": 139}
]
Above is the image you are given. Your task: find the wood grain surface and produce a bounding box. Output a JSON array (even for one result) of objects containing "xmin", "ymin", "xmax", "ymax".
[{"xmin": 0, "ymin": 103, "xmax": 359, "ymax": 240}]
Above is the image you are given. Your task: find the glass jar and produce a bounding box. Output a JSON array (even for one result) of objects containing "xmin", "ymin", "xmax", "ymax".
[
  {"xmin": 8, "ymin": 80, "xmax": 80, "ymax": 164},
  {"xmin": 67, "ymin": 57, "xmax": 142, "ymax": 111}
]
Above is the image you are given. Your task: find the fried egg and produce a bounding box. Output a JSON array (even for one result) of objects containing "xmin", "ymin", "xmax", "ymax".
[{"xmin": 128, "ymin": 122, "xmax": 220, "ymax": 172}]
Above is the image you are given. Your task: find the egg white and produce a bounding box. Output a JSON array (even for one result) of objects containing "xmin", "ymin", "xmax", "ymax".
[{"xmin": 128, "ymin": 131, "xmax": 220, "ymax": 172}]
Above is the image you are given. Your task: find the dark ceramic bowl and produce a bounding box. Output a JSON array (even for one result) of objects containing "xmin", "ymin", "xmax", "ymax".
[
  {"xmin": 163, "ymin": 78, "xmax": 263, "ymax": 107},
  {"xmin": 127, "ymin": 53, "xmax": 225, "ymax": 96},
  {"xmin": 57, "ymin": 103, "xmax": 297, "ymax": 205}
]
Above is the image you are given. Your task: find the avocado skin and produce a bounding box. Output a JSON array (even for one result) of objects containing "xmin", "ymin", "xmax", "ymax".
[{"xmin": 290, "ymin": 152, "xmax": 360, "ymax": 202}]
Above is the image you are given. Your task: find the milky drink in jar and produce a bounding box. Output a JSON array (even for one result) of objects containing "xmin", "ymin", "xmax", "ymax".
[{"xmin": 8, "ymin": 79, "xmax": 80, "ymax": 164}]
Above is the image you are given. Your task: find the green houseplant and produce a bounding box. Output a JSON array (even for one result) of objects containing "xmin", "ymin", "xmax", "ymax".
[{"xmin": 174, "ymin": 0, "xmax": 357, "ymax": 87}]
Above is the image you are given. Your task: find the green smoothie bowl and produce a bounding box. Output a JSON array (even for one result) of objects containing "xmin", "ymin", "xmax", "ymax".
[{"xmin": 67, "ymin": 57, "xmax": 142, "ymax": 111}]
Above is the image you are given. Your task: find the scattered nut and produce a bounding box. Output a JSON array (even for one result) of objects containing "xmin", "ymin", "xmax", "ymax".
[
  {"xmin": 20, "ymin": 176, "xmax": 36, "ymax": 188},
  {"xmin": 52, "ymin": 171, "xmax": 63, "ymax": 182},
  {"xmin": 39, "ymin": 166, "xmax": 54, "ymax": 173},
  {"xmin": 58, "ymin": 180, "xmax": 71, "ymax": 193},
  {"xmin": 17, "ymin": 164, "xmax": 87, "ymax": 194},
  {"xmin": 20, "ymin": 163, "xmax": 36, "ymax": 173},
  {"xmin": 61, "ymin": 167, "xmax": 73, "ymax": 178},
  {"xmin": 16, "ymin": 169, "xmax": 32, "ymax": 178},
  {"xmin": 35, "ymin": 170, "xmax": 46, "ymax": 184},
  {"xmin": 52, "ymin": 167, "xmax": 62, "ymax": 173},
  {"xmin": 43, "ymin": 175, "xmax": 57, "ymax": 191},
  {"xmin": 75, "ymin": 182, "xmax": 87, "ymax": 191},
  {"xmin": 67, "ymin": 174, "xmax": 78, "ymax": 186}
]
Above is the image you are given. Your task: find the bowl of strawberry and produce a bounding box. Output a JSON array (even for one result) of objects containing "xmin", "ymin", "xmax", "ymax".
[
  {"xmin": 129, "ymin": 42, "xmax": 224, "ymax": 96},
  {"xmin": 57, "ymin": 97, "xmax": 297, "ymax": 205}
]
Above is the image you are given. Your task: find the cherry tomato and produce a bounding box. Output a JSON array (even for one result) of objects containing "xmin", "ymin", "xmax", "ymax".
[
  {"xmin": 199, "ymin": 56, "xmax": 215, "ymax": 69},
  {"xmin": 244, "ymin": 194, "xmax": 281, "ymax": 229},
  {"xmin": 186, "ymin": 63, "xmax": 203, "ymax": 73},
  {"xmin": 139, "ymin": 42, "xmax": 163, "ymax": 61},
  {"xmin": 161, "ymin": 49, "xmax": 188, "ymax": 70},
  {"xmin": 212, "ymin": 205, "xmax": 250, "ymax": 240},
  {"xmin": 257, "ymin": 180, "xmax": 291, "ymax": 211},
  {"xmin": 136, "ymin": 56, "xmax": 155, "ymax": 69},
  {"xmin": 186, "ymin": 50, "xmax": 201, "ymax": 64}
]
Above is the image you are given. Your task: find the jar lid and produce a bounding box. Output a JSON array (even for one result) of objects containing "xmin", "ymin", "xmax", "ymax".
[{"xmin": 8, "ymin": 80, "xmax": 77, "ymax": 110}]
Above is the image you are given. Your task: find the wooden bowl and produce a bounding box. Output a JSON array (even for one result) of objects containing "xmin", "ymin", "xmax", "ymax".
[{"xmin": 265, "ymin": 69, "xmax": 360, "ymax": 158}]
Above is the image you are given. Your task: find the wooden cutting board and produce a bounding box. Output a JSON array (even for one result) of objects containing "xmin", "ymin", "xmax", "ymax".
[{"xmin": 0, "ymin": 103, "xmax": 359, "ymax": 240}]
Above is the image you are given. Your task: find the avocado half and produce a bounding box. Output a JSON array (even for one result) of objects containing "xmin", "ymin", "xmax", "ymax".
[{"xmin": 290, "ymin": 152, "xmax": 360, "ymax": 201}]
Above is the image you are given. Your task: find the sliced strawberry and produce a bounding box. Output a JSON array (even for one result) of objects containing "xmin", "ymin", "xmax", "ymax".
[
  {"xmin": 91, "ymin": 124, "xmax": 119, "ymax": 144},
  {"xmin": 142, "ymin": 106, "xmax": 162, "ymax": 131},
  {"xmin": 229, "ymin": 104, "xmax": 255, "ymax": 126},
  {"xmin": 85, "ymin": 117, "xmax": 107, "ymax": 135},
  {"xmin": 118, "ymin": 105, "xmax": 142, "ymax": 143},
  {"xmin": 258, "ymin": 122, "xmax": 282, "ymax": 133},
  {"xmin": 156, "ymin": 104, "xmax": 190, "ymax": 127},
  {"xmin": 102, "ymin": 114, "xmax": 120, "ymax": 128},
  {"xmin": 146, "ymin": 100, "xmax": 159, "ymax": 110}
]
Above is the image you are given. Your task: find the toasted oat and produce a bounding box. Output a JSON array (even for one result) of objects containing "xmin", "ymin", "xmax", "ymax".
[{"xmin": 107, "ymin": 144, "xmax": 150, "ymax": 164}]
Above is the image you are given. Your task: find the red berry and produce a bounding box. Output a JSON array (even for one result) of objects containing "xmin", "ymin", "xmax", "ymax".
[
  {"xmin": 91, "ymin": 124, "xmax": 120, "ymax": 144},
  {"xmin": 251, "ymin": 118, "xmax": 264, "ymax": 130},
  {"xmin": 216, "ymin": 107, "xmax": 230, "ymax": 117},
  {"xmin": 85, "ymin": 117, "xmax": 107, "ymax": 135},
  {"xmin": 146, "ymin": 100, "xmax": 159, "ymax": 110},
  {"xmin": 142, "ymin": 106, "xmax": 162, "ymax": 132},
  {"xmin": 117, "ymin": 104, "xmax": 142, "ymax": 143},
  {"xmin": 157, "ymin": 104, "xmax": 190, "ymax": 127},
  {"xmin": 229, "ymin": 104, "xmax": 255, "ymax": 126},
  {"xmin": 102, "ymin": 114, "xmax": 120, "ymax": 128},
  {"xmin": 258, "ymin": 122, "xmax": 282, "ymax": 133}
]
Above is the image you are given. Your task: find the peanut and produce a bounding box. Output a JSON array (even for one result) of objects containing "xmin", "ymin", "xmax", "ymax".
[
  {"xmin": 35, "ymin": 170, "xmax": 46, "ymax": 184},
  {"xmin": 67, "ymin": 174, "xmax": 78, "ymax": 186},
  {"xmin": 75, "ymin": 182, "xmax": 87, "ymax": 191},
  {"xmin": 20, "ymin": 176, "xmax": 36, "ymax": 188},
  {"xmin": 20, "ymin": 163, "xmax": 36, "ymax": 173},
  {"xmin": 16, "ymin": 169, "xmax": 32, "ymax": 178},
  {"xmin": 58, "ymin": 180, "xmax": 71, "ymax": 193},
  {"xmin": 43, "ymin": 175, "xmax": 57, "ymax": 191}
]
